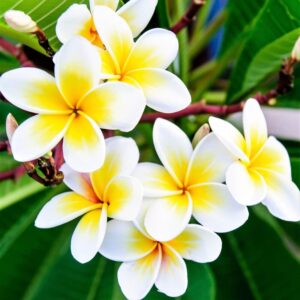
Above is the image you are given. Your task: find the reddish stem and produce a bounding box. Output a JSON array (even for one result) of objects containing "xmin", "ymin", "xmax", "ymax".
[
  {"xmin": 171, "ymin": 0, "xmax": 206, "ymax": 34},
  {"xmin": 0, "ymin": 165, "xmax": 26, "ymax": 182}
]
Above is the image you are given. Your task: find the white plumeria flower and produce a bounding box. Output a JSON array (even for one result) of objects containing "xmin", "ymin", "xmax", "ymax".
[
  {"xmin": 0, "ymin": 36, "xmax": 145, "ymax": 173},
  {"xmin": 209, "ymin": 98, "xmax": 300, "ymax": 221},
  {"xmin": 35, "ymin": 137, "xmax": 143, "ymax": 263},
  {"xmin": 88, "ymin": 6, "xmax": 190, "ymax": 113},
  {"xmin": 100, "ymin": 218, "xmax": 222, "ymax": 299},
  {"xmin": 56, "ymin": 0, "xmax": 158, "ymax": 44},
  {"xmin": 133, "ymin": 118, "xmax": 248, "ymax": 242}
]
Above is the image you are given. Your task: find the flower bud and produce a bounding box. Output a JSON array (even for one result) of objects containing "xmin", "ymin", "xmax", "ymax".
[
  {"xmin": 192, "ymin": 123, "xmax": 210, "ymax": 147},
  {"xmin": 291, "ymin": 37, "xmax": 300, "ymax": 61},
  {"xmin": 6, "ymin": 113, "xmax": 18, "ymax": 144},
  {"xmin": 4, "ymin": 10, "xmax": 38, "ymax": 33}
]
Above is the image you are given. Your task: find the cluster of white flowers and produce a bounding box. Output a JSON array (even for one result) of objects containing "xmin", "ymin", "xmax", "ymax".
[{"xmin": 1, "ymin": 1, "xmax": 299, "ymax": 299}]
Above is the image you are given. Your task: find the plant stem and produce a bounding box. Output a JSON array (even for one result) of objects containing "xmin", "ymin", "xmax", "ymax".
[{"xmin": 171, "ymin": 0, "xmax": 206, "ymax": 34}]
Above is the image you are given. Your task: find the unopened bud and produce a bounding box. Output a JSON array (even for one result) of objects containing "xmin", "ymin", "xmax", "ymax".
[
  {"xmin": 291, "ymin": 37, "xmax": 300, "ymax": 61},
  {"xmin": 4, "ymin": 10, "xmax": 38, "ymax": 33},
  {"xmin": 192, "ymin": 123, "xmax": 210, "ymax": 147},
  {"xmin": 6, "ymin": 113, "xmax": 18, "ymax": 144}
]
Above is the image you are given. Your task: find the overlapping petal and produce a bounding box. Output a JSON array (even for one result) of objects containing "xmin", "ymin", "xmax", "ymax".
[
  {"xmin": 35, "ymin": 192, "xmax": 100, "ymax": 228},
  {"xmin": 185, "ymin": 133, "xmax": 235, "ymax": 186},
  {"xmin": 104, "ymin": 176, "xmax": 143, "ymax": 221},
  {"xmin": 260, "ymin": 169, "xmax": 300, "ymax": 221},
  {"xmin": 11, "ymin": 114, "xmax": 72, "ymax": 162},
  {"xmin": 243, "ymin": 98, "xmax": 268, "ymax": 158},
  {"xmin": 79, "ymin": 82, "xmax": 145, "ymax": 131},
  {"xmin": 209, "ymin": 116, "xmax": 248, "ymax": 162},
  {"xmin": 133, "ymin": 163, "xmax": 180, "ymax": 197},
  {"xmin": 145, "ymin": 194, "xmax": 192, "ymax": 242},
  {"xmin": 90, "ymin": 0, "xmax": 119, "ymax": 11},
  {"xmin": 189, "ymin": 183, "xmax": 249, "ymax": 232},
  {"xmin": 118, "ymin": 246, "xmax": 161, "ymax": 300},
  {"xmin": 71, "ymin": 205, "xmax": 107, "ymax": 263},
  {"xmin": 167, "ymin": 225, "xmax": 222, "ymax": 263},
  {"xmin": 56, "ymin": 4, "xmax": 93, "ymax": 44},
  {"xmin": 60, "ymin": 164, "xmax": 98, "ymax": 202},
  {"xmin": 91, "ymin": 137, "xmax": 139, "ymax": 199},
  {"xmin": 93, "ymin": 6, "xmax": 133, "ymax": 71},
  {"xmin": 155, "ymin": 245, "xmax": 187, "ymax": 298},
  {"xmin": 124, "ymin": 28, "xmax": 178, "ymax": 71},
  {"xmin": 153, "ymin": 118, "xmax": 193, "ymax": 185},
  {"xmin": 55, "ymin": 37, "xmax": 101, "ymax": 108},
  {"xmin": 226, "ymin": 161, "xmax": 267, "ymax": 205},
  {"xmin": 63, "ymin": 114, "xmax": 105, "ymax": 173},
  {"xmin": 100, "ymin": 220, "xmax": 157, "ymax": 262},
  {"xmin": 0, "ymin": 68, "xmax": 70, "ymax": 114},
  {"xmin": 251, "ymin": 136, "xmax": 291, "ymax": 179},
  {"xmin": 126, "ymin": 68, "xmax": 191, "ymax": 113},
  {"xmin": 118, "ymin": 0, "xmax": 158, "ymax": 37}
]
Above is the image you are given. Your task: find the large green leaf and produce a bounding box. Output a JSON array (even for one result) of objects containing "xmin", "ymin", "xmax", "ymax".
[
  {"xmin": 0, "ymin": 0, "xmax": 89, "ymax": 54},
  {"xmin": 226, "ymin": 0, "xmax": 300, "ymax": 102},
  {"xmin": 219, "ymin": 0, "xmax": 267, "ymax": 56}
]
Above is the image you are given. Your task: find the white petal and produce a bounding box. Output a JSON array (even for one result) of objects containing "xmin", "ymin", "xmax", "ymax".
[
  {"xmin": 93, "ymin": 6, "xmax": 133, "ymax": 69},
  {"xmin": 189, "ymin": 183, "xmax": 249, "ymax": 233},
  {"xmin": 226, "ymin": 161, "xmax": 267, "ymax": 205},
  {"xmin": 252, "ymin": 136, "xmax": 291, "ymax": 179},
  {"xmin": 79, "ymin": 81, "xmax": 145, "ymax": 131},
  {"xmin": 243, "ymin": 98, "xmax": 268, "ymax": 158},
  {"xmin": 124, "ymin": 28, "xmax": 177, "ymax": 70},
  {"xmin": 153, "ymin": 118, "xmax": 193, "ymax": 186},
  {"xmin": 90, "ymin": 136, "xmax": 139, "ymax": 199},
  {"xmin": 186, "ymin": 133, "xmax": 235, "ymax": 186},
  {"xmin": 0, "ymin": 68, "xmax": 70, "ymax": 114},
  {"xmin": 226, "ymin": 162, "xmax": 267, "ymax": 205},
  {"xmin": 100, "ymin": 220, "xmax": 157, "ymax": 262},
  {"xmin": 133, "ymin": 199, "xmax": 154, "ymax": 238},
  {"xmin": 209, "ymin": 116, "xmax": 248, "ymax": 162},
  {"xmin": 133, "ymin": 163, "xmax": 180, "ymax": 197},
  {"xmin": 35, "ymin": 192, "xmax": 100, "ymax": 228},
  {"xmin": 167, "ymin": 225, "xmax": 222, "ymax": 263},
  {"xmin": 55, "ymin": 36, "xmax": 101, "ymax": 108},
  {"xmin": 260, "ymin": 169, "xmax": 300, "ymax": 221},
  {"xmin": 145, "ymin": 194, "xmax": 192, "ymax": 242},
  {"xmin": 56, "ymin": 4, "xmax": 92, "ymax": 44},
  {"xmin": 60, "ymin": 164, "xmax": 98, "ymax": 202},
  {"xmin": 118, "ymin": 0, "xmax": 158, "ymax": 37},
  {"xmin": 104, "ymin": 176, "xmax": 143, "ymax": 221},
  {"xmin": 126, "ymin": 68, "xmax": 191, "ymax": 113},
  {"xmin": 63, "ymin": 114, "xmax": 105, "ymax": 173},
  {"xmin": 155, "ymin": 245, "xmax": 187, "ymax": 298},
  {"xmin": 11, "ymin": 114, "xmax": 71, "ymax": 162},
  {"xmin": 71, "ymin": 206, "xmax": 107, "ymax": 263},
  {"xmin": 90, "ymin": 0, "xmax": 119, "ymax": 11},
  {"xmin": 118, "ymin": 245, "xmax": 161, "ymax": 300}
]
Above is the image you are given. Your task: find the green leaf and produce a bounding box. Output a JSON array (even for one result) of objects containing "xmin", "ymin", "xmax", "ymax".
[
  {"xmin": 219, "ymin": 0, "xmax": 267, "ymax": 56},
  {"xmin": 0, "ymin": 0, "xmax": 89, "ymax": 55},
  {"xmin": 226, "ymin": 0, "xmax": 300, "ymax": 102},
  {"xmin": 0, "ymin": 51, "xmax": 20, "ymax": 73}
]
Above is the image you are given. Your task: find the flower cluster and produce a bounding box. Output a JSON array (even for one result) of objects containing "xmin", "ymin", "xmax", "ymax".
[{"xmin": 0, "ymin": 1, "xmax": 299, "ymax": 299}]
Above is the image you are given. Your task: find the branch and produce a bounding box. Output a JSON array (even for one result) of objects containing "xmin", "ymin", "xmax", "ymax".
[
  {"xmin": 141, "ymin": 57, "xmax": 297, "ymax": 123},
  {"xmin": 171, "ymin": 0, "xmax": 206, "ymax": 34}
]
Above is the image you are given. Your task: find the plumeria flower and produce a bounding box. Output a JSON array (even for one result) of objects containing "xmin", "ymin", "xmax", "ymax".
[
  {"xmin": 88, "ymin": 6, "xmax": 190, "ymax": 113},
  {"xmin": 209, "ymin": 98, "xmax": 300, "ymax": 221},
  {"xmin": 100, "ymin": 218, "xmax": 222, "ymax": 299},
  {"xmin": 56, "ymin": 0, "xmax": 158, "ymax": 45},
  {"xmin": 35, "ymin": 137, "xmax": 143, "ymax": 263},
  {"xmin": 133, "ymin": 118, "xmax": 248, "ymax": 242},
  {"xmin": 0, "ymin": 37, "xmax": 145, "ymax": 172}
]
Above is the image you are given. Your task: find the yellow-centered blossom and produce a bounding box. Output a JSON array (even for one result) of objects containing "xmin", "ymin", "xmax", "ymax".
[
  {"xmin": 133, "ymin": 118, "xmax": 248, "ymax": 242},
  {"xmin": 35, "ymin": 137, "xmax": 143, "ymax": 263},
  {"xmin": 0, "ymin": 37, "xmax": 145, "ymax": 172},
  {"xmin": 100, "ymin": 218, "xmax": 221, "ymax": 299},
  {"xmin": 209, "ymin": 98, "xmax": 300, "ymax": 221}
]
